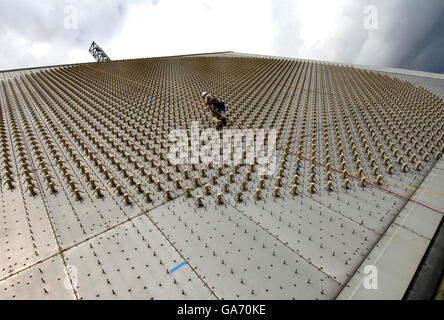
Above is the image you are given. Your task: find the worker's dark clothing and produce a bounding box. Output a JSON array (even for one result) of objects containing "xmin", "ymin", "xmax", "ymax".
[{"xmin": 204, "ymin": 93, "xmax": 227, "ymax": 130}]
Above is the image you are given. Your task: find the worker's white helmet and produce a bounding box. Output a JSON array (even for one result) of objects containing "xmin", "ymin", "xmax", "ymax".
[{"xmin": 201, "ymin": 91, "xmax": 208, "ymax": 99}]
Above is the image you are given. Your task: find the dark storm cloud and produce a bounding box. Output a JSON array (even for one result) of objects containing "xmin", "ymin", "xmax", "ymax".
[
  {"xmin": 388, "ymin": 0, "xmax": 444, "ymax": 73},
  {"xmin": 0, "ymin": 0, "xmax": 442, "ymax": 73},
  {"xmin": 0, "ymin": 0, "xmax": 146, "ymax": 70},
  {"xmin": 271, "ymin": 0, "xmax": 444, "ymax": 73}
]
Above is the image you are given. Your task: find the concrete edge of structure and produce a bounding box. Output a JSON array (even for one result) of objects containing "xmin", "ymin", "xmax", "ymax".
[
  {"xmin": 225, "ymin": 52, "xmax": 444, "ymax": 80},
  {"xmin": 403, "ymin": 215, "xmax": 444, "ymax": 300},
  {"xmin": 2, "ymin": 50, "xmax": 443, "ymax": 80},
  {"xmin": 144, "ymin": 51, "xmax": 235, "ymax": 60},
  {"xmin": 0, "ymin": 51, "xmax": 236, "ymax": 74},
  {"xmin": 0, "ymin": 62, "xmax": 84, "ymax": 74},
  {"xmin": 336, "ymin": 158, "xmax": 444, "ymax": 300}
]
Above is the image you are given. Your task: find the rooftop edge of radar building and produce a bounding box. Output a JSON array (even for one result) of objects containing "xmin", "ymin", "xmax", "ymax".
[{"xmin": 2, "ymin": 50, "xmax": 442, "ymax": 79}]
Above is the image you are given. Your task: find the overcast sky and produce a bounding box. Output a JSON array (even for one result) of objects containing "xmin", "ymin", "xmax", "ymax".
[{"xmin": 0, "ymin": 0, "xmax": 443, "ymax": 73}]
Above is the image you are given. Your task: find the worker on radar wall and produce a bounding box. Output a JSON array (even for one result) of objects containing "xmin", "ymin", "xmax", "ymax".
[{"xmin": 201, "ymin": 91, "xmax": 227, "ymax": 131}]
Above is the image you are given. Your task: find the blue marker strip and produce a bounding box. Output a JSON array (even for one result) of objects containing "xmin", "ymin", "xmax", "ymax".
[{"xmin": 170, "ymin": 261, "xmax": 187, "ymax": 274}]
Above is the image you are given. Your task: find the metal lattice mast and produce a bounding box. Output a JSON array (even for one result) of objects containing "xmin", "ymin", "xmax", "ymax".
[{"xmin": 88, "ymin": 41, "xmax": 111, "ymax": 62}]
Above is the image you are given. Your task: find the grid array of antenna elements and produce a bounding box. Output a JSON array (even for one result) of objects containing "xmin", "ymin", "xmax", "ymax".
[{"xmin": 0, "ymin": 55, "xmax": 443, "ymax": 300}]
